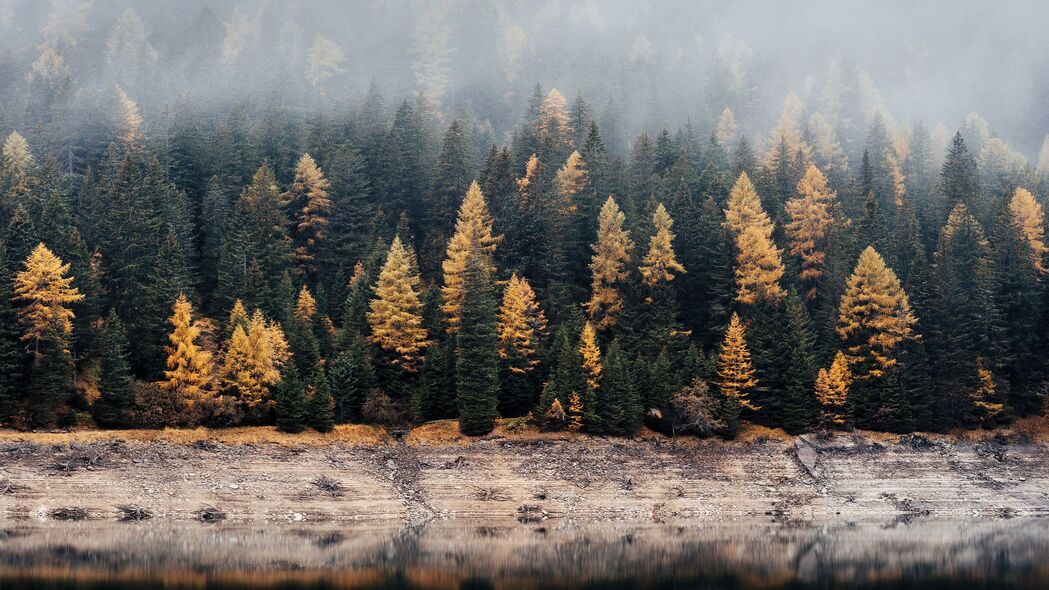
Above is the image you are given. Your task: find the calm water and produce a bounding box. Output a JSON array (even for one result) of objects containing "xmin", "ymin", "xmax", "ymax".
[{"xmin": 0, "ymin": 518, "xmax": 1047, "ymax": 589}]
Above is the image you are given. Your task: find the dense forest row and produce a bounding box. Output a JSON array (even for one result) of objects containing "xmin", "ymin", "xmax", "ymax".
[{"xmin": 2, "ymin": 18, "xmax": 1049, "ymax": 435}]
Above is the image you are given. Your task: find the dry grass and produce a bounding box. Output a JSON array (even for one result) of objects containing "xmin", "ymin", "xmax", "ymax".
[{"xmin": 0, "ymin": 424, "xmax": 390, "ymax": 446}]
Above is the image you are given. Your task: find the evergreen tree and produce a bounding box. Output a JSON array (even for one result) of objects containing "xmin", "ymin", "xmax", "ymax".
[
  {"xmin": 456, "ymin": 245, "xmax": 500, "ymax": 436},
  {"xmin": 93, "ymin": 310, "xmax": 135, "ymax": 428},
  {"xmin": 329, "ymin": 338, "xmax": 375, "ymax": 423},
  {"xmin": 306, "ymin": 366, "xmax": 335, "ymax": 432},
  {"xmin": 274, "ymin": 362, "xmax": 306, "ymax": 433},
  {"xmin": 598, "ymin": 340, "xmax": 642, "ymax": 435}
]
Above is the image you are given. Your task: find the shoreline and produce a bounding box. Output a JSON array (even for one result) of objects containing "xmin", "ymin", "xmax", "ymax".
[{"xmin": 2, "ymin": 421, "xmax": 1048, "ymax": 524}]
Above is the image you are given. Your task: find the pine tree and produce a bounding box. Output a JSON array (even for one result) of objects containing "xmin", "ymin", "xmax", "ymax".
[
  {"xmin": 441, "ymin": 181, "xmax": 501, "ymax": 333},
  {"xmin": 497, "ymin": 273, "xmax": 547, "ymax": 416},
  {"xmin": 586, "ymin": 196, "xmax": 634, "ymax": 330},
  {"xmin": 0, "ymin": 248, "xmax": 24, "ymax": 422},
  {"xmin": 716, "ymin": 313, "xmax": 758, "ymax": 411},
  {"xmin": 368, "ymin": 236, "xmax": 430, "ymax": 372},
  {"xmin": 93, "ymin": 310, "xmax": 135, "ymax": 428},
  {"xmin": 815, "ymin": 351, "xmax": 851, "ymax": 428},
  {"xmin": 780, "ymin": 294, "xmax": 818, "ymax": 433},
  {"xmin": 938, "ymin": 132, "xmax": 983, "ymax": 226},
  {"xmin": 598, "ymin": 340, "xmax": 642, "ymax": 435},
  {"xmin": 725, "ymin": 171, "xmax": 774, "ymax": 238},
  {"xmin": 734, "ymin": 225, "xmax": 787, "ymax": 305},
  {"xmin": 274, "ymin": 362, "xmax": 307, "ymax": 433},
  {"xmin": 158, "ymin": 293, "xmax": 213, "ymax": 405},
  {"xmin": 538, "ymin": 320, "xmax": 587, "ymax": 429},
  {"xmin": 306, "ymin": 366, "xmax": 335, "ymax": 432},
  {"xmin": 287, "ymin": 153, "xmax": 332, "ymax": 280},
  {"xmin": 456, "ymin": 245, "xmax": 500, "ymax": 436}
]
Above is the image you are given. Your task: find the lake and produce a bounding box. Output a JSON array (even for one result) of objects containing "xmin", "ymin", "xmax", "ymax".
[{"xmin": 1, "ymin": 517, "xmax": 1048, "ymax": 589}]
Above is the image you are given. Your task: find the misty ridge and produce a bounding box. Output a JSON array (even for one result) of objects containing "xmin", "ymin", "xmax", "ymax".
[{"xmin": 0, "ymin": 0, "xmax": 1047, "ymax": 160}]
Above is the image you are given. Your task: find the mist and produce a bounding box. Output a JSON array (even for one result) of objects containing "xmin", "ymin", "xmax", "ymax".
[{"xmin": 0, "ymin": 0, "xmax": 1046, "ymax": 158}]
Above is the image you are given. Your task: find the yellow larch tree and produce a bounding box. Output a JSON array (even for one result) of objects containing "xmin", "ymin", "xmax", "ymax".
[
  {"xmin": 2, "ymin": 131, "xmax": 34, "ymax": 202},
  {"xmin": 639, "ymin": 203, "xmax": 686, "ymax": 289},
  {"xmin": 785, "ymin": 164, "xmax": 836, "ymax": 299},
  {"xmin": 159, "ymin": 293, "xmax": 214, "ymax": 404},
  {"xmin": 15, "ymin": 243, "xmax": 84, "ymax": 348},
  {"xmin": 539, "ymin": 88, "xmax": 573, "ymax": 151},
  {"xmin": 586, "ymin": 196, "xmax": 634, "ymax": 330},
  {"xmin": 716, "ymin": 313, "xmax": 759, "ymax": 410},
  {"xmin": 715, "ymin": 107, "xmax": 738, "ymax": 148},
  {"xmin": 288, "ymin": 153, "xmax": 332, "ymax": 278},
  {"xmin": 972, "ymin": 358, "xmax": 1004, "ymax": 422},
  {"xmin": 227, "ymin": 299, "xmax": 249, "ymax": 337},
  {"xmin": 725, "ymin": 171, "xmax": 774, "ymax": 239},
  {"xmin": 116, "ymin": 86, "xmax": 142, "ymax": 142},
  {"xmin": 837, "ymin": 246, "xmax": 917, "ymax": 378},
  {"xmin": 441, "ymin": 180, "xmax": 501, "ymax": 333},
  {"xmin": 294, "ymin": 285, "xmax": 317, "ymax": 322},
  {"xmin": 221, "ymin": 309, "xmax": 290, "ymax": 407},
  {"xmin": 1008, "ymin": 187, "xmax": 1046, "ymax": 273},
  {"xmin": 579, "ymin": 320, "xmax": 602, "ymax": 390},
  {"xmin": 497, "ymin": 273, "xmax": 548, "ymax": 373},
  {"xmin": 814, "ymin": 351, "xmax": 851, "ymax": 426},
  {"xmin": 734, "ymin": 225, "xmax": 787, "ymax": 305},
  {"xmin": 369, "ymin": 236, "xmax": 430, "ymax": 371}
]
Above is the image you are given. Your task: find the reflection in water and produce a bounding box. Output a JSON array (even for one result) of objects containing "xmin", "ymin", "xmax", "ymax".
[{"xmin": 0, "ymin": 518, "xmax": 1047, "ymax": 589}]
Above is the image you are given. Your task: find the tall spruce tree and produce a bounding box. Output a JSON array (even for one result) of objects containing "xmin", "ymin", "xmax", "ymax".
[{"xmin": 455, "ymin": 244, "xmax": 500, "ymax": 436}]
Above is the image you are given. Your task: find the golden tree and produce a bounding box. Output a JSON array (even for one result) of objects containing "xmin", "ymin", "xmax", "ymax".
[
  {"xmin": 221, "ymin": 309, "xmax": 290, "ymax": 407},
  {"xmin": 734, "ymin": 225, "xmax": 786, "ymax": 305},
  {"xmin": 1008, "ymin": 187, "xmax": 1046, "ymax": 272},
  {"xmin": 715, "ymin": 107, "xmax": 738, "ymax": 148},
  {"xmin": 837, "ymin": 246, "xmax": 917, "ymax": 378},
  {"xmin": 227, "ymin": 299, "xmax": 249, "ymax": 336},
  {"xmin": 555, "ymin": 151, "xmax": 588, "ymax": 199},
  {"xmin": 497, "ymin": 273, "xmax": 547, "ymax": 373},
  {"xmin": 2, "ymin": 131, "xmax": 34, "ymax": 202},
  {"xmin": 441, "ymin": 180, "xmax": 502, "ymax": 333},
  {"xmin": 586, "ymin": 196, "xmax": 634, "ymax": 329},
  {"xmin": 116, "ymin": 87, "xmax": 142, "ymax": 142},
  {"xmin": 725, "ymin": 171, "xmax": 773, "ymax": 239},
  {"xmin": 14, "ymin": 243, "xmax": 83, "ymax": 348},
  {"xmin": 288, "ymin": 153, "xmax": 332, "ymax": 277},
  {"xmin": 579, "ymin": 320, "xmax": 602, "ymax": 390},
  {"xmin": 294, "ymin": 285, "xmax": 317, "ymax": 322},
  {"xmin": 159, "ymin": 293, "xmax": 214, "ymax": 404},
  {"xmin": 814, "ymin": 351, "xmax": 851, "ymax": 426},
  {"xmin": 539, "ymin": 88, "xmax": 573, "ymax": 150},
  {"xmin": 972, "ymin": 358, "xmax": 1004, "ymax": 421},
  {"xmin": 639, "ymin": 203, "xmax": 686, "ymax": 288},
  {"xmin": 369, "ymin": 236, "xmax": 430, "ymax": 371},
  {"xmin": 716, "ymin": 313, "xmax": 758, "ymax": 410},
  {"xmin": 785, "ymin": 164, "xmax": 836, "ymax": 298}
]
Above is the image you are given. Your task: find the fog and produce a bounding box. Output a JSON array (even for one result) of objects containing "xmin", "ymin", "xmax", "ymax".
[{"xmin": 0, "ymin": 0, "xmax": 1046, "ymax": 156}]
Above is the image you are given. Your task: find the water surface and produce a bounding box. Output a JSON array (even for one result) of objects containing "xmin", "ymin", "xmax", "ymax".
[{"xmin": 0, "ymin": 518, "xmax": 1047, "ymax": 589}]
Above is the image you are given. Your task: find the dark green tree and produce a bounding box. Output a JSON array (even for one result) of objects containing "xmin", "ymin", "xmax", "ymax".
[{"xmin": 455, "ymin": 245, "xmax": 500, "ymax": 436}]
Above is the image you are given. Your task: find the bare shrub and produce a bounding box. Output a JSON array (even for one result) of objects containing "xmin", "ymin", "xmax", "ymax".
[{"xmin": 670, "ymin": 378, "xmax": 726, "ymax": 437}]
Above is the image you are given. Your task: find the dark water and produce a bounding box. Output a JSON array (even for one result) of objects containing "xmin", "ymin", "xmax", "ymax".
[{"xmin": 0, "ymin": 518, "xmax": 1047, "ymax": 589}]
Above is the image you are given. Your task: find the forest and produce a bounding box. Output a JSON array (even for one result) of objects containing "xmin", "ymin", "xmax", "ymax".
[{"xmin": 0, "ymin": 1, "xmax": 1048, "ymax": 437}]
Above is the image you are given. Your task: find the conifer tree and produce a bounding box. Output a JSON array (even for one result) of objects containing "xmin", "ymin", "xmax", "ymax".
[
  {"xmin": 158, "ymin": 293, "xmax": 213, "ymax": 405},
  {"xmin": 441, "ymin": 181, "xmax": 501, "ymax": 333},
  {"xmin": 287, "ymin": 153, "xmax": 332, "ymax": 280},
  {"xmin": 785, "ymin": 164, "xmax": 838, "ymax": 300},
  {"xmin": 368, "ymin": 236, "xmax": 430, "ymax": 372},
  {"xmin": 597, "ymin": 340, "xmax": 642, "ymax": 435},
  {"xmin": 306, "ymin": 366, "xmax": 335, "ymax": 432},
  {"xmin": 456, "ymin": 245, "xmax": 500, "ymax": 436},
  {"xmin": 93, "ymin": 310, "xmax": 135, "ymax": 428},
  {"xmin": 579, "ymin": 321, "xmax": 602, "ymax": 391},
  {"xmin": 274, "ymin": 362, "xmax": 306, "ymax": 433},
  {"xmin": 0, "ymin": 249, "xmax": 24, "ymax": 421},
  {"xmin": 815, "ymin": 351, "xmax": 851, "ymax": 427},
  {"xmin": 15, "ymin": 244, "xmax": 83, "ymax": 351},
  {"xmin": 716, "ymin": 313, "xmax": 758, "ymax": 411},
  {"xmin": 497, "ymin": 274, "xmax": 547, "ymax": 416},
  {"xmin": 586, "ymin": 196, "xmax": 634, "ymax": 330},
  {"xmin": 734, "ymin": 225, "xmax": 787, "ymax": 305},
  {"xmin": 838, "ymin": 247, "xmax": 917, "ymax": 378},
  {"xmin": 639, "ymin": 203, "xmax": 686, "ymax": 289},
  {"xmin": 538, "ymin": 320, "xmax": 588, "ymax": 429},
  {"xmin": 1008, "ymin": 187, "xmax": 1046, "ymax": 273},
  {"xmin": 220, "ymin": 310, "xmax": 290, "ymax": 407},
  {"xmin": 725, "ymin": 171, "xmax": 774, "ymax": 238}
]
